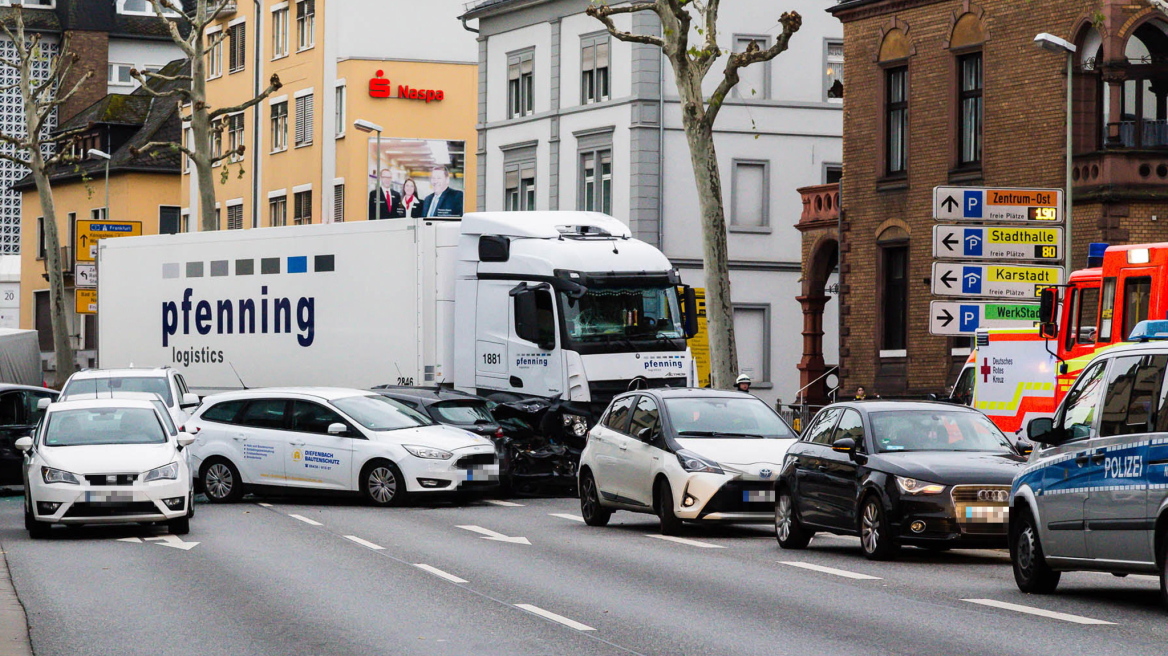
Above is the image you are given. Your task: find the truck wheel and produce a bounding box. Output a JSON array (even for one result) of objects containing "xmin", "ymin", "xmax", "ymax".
[
  {"xmin": 579, "ymin": 471, "xmax": 611, "ymax": 527},
  {"xmin": 201, "ymin": 458, "xmax": 244, "ymax": 503},
  {"xmin": 656, "ymin": 479, "xmax": 684, "ymax": 536},
  {"xmin": 1012, "ymin": 509, "xmax": 1060, "ymax": 594},
  {"xmin": 362, "ymin": 460, "xmax": 408, "ymax": 507},
  {"xmin": 775, "ymin": 487, "xmax": 813, "ymax": 549}
]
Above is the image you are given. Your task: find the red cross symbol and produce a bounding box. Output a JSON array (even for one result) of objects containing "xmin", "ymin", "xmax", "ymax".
[{"xmin": 980, "ymin": 357, "xmax": 992, "ymax": 383}]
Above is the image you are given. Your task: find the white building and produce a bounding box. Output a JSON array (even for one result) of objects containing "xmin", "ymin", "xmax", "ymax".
[{"xmin": 461, "ymin": 0, "xmax": 842, "ymax": 405}]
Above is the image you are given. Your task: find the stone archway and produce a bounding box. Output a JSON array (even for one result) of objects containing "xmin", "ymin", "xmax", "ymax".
[{"xmin": 795, "ymin": 184, "xmax": 840, "ymax": 406}]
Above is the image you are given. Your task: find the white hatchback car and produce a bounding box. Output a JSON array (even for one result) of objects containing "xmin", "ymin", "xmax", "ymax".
[
  {"xmin": 18, "ymin": 398, "xmax": 196, "ymax": 539},
  {"xmin": 59, "ymin": 368, "xmax": 200, "ymax": 430},
  {"xmin": 185, "ymin": 388, "xmax": 499, "ymax": 506},
  {"xmin": 578, "ymin": 389, "xmax": 798, "ymax": 534}
]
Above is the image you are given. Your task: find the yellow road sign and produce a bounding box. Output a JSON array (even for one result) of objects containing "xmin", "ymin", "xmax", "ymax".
[
  {"xmin": 75, "ymin": 220, "xmax": 142, "ymax": 262},
  {"xmin": 75, "ymin": 289, "xmax": 96, "ymax": 315},
  {"xmin": 687, "ymin": 288, "xmax": 711, "ymax": 387}
]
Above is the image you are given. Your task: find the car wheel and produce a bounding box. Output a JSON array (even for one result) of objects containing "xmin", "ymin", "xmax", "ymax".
[
  {"xmin": 859, "ymin": 495, "xmax": 898, "ymax": 560},
  {"xmin": 579, "ymin": 471, "xmax": 611, "ymax": 527},
  {"xmin": 1011, "ymin": 509, "xmax": 1060, "ymax": 594},
  {"xmin": 25, "ymin": 507, "xmax": 49, "ymax": 540},
  {"xmin": 168, "ymin": 516, "xmax": 190, "ymax": 536},
  {"xmin": 200, "ymin": 459, "xmax": 244, "ymax": 503},
  {"xmin": 362, "ymin": 460, "xmax": 408, "ymax": 507},
  {"xmin": 775, "ymin": 487, "xmax": 813, "ymax": 549},
  {"xmin": 656, "ymin": 479, "xmax": 683, "ymax": 536}
]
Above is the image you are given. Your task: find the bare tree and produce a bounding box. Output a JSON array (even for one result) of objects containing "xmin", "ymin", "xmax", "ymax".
[
  {"xmin": 0, "ymin": 6, "xmax": 94, "ymax": 385},
  {"xmin": 588, "ymin": 0, "xmax": 801, "ymax": 389},
  {"xmin": 132, "ymin": 0, "xmax": 281, "ymax": 232}
]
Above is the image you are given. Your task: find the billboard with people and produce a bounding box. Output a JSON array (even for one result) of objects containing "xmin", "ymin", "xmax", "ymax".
[{"xmin": 367, "ymin": 138, "xmax": 465, "ymax": 220}]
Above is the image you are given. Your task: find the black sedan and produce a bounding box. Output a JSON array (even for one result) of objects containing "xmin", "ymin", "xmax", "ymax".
[
  {"xmin": 0, "ymin": 384, "xmax": 57, "ymax": 484},
  {"xmin": 774, "ymin": 401, "xmax": 1028, "ymax": 560}
]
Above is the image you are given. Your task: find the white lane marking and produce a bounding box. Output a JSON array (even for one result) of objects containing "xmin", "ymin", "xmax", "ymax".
[
  {"xmin": 962, "ymin": 599, "xmax": 1115, "ymax": 625},
  {"xmin": 484, "ymin": 499, "xmax": 525, "ymax": 507},
  {"xmin": 780, "ymin": 561, "xmax": 881, "ymax": 580},
  {"xmin": 344, "ymin": 535, "xmax": 385, "ymax": 550},
  {"xmin": 515, "ymin": 604, "xmax": 596, "ymax": 631},
  {"xmin": 115, "ymin": 537, "xmax": 142, "ymax": 543},
  {"xmin": 456, "ymin": 524, "xmax": 531, "ymax": 545},
  {"xmin": 288, "ymin": 514, "xmax": 323, "ymax": 526},
  {"xmin": 549, "ymin": 513, "xmax": 585, "ymax": 523},
  {"xmin": 645, "ymin": 534, "xmax": 725, "ymax": 549},
  {"xmin": 257, "ymin": 503, "xmax": 273, "ymax": 508},
  {"xmin": 415, "ymin": 563, "xmax": 469, "ymax": 584},
  {"xmin": 144, "ymin": 535, "xmax": 200, "ymax": 551}
]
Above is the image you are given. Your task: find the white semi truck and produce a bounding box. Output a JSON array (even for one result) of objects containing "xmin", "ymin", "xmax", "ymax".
[{"xmin": 96, "ymin": 212, "xmax": 697, "ymax": 422}]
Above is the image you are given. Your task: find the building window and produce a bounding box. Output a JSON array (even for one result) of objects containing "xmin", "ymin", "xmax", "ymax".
[
  {"xmin": 295, "ymin": 93, "xmax": 314, "ymax": 146},
  {"xmin": 271, "ymin": 101, "xmax": 287, "ymax": 152},
  {"xmin": 212, "ymin": 207, "xmax": 221, "ymax": 231},
  {"xmin": 228, "ymin": 22, "xmax": 246, "ymax": 74},
  {"xmin": 958, "ymin": 52, "xmax": 983, "ymax": 167},
  {"xmin": 734, "ymin": 305, "xmax": 771, "ymax": 385},
  {"xmin": 159, "ymin": 206, "xmax": 181, "ymax": 235},
  {"xmin": 211, "ymin": 119, "xmax": 223, "ymax": 164},
  {"xmin": 732, "ymin": 36, "xmax": 769, "ymax": 99},
  {"xmin": 885, "ymin": 66, "xmax": 907, "ymax": 176},
  {"xmin": 206, "ymin": 30, "xmax": 223, "ymax": 79},
  {"xmin": 335, "ymin": 84, "xmax": 346, "ymax": 137},
  {"xmin": 825, "ymin": 40, "xmax": 844, "ymax": 101},
  {"xmin": 507, "ymin": 50, "xmax": 534, "ymax": 119},
  {"xmin": 226, "ymin": 203, "xmax": 243, "ymax": 230},
  {"xmin": 35, "ymin": 217, "xmax": 45, "ymax": 259},
  {"xmin": 269, "ymin": 195, "xmax": 287, "ymax": 227},
  {"xmin": 581, "ymin": 34, "xmax": 609, "ymax": 104},
  {"xmin": 108, "ymin": 63, "xmax": 134, "ymax": 87},
  {"xmin": 505, "ymin": 165, "xmax": 536, "ymax": 211},
  {"xmin": 731, "ymin": 160, "xmax": 769, "ymax": 230},
  {"xmin": 578, "ymin": 149, "xmax": 611, "ymax": 214},
  {"xmin": 333, "ymin": 184, "xmax": 345, "ymax": 222},
  {"xmin": 91, "ymin": 208, "xmax": 107, "ymax": 221},
  {"xmin": 879, "ymin": 230, "xmax": 909, "ymax": 353},
  {"xmin": 180, "ymin": 209, "xmax": 190, "ymax": 233},
  {"xmin": 296, "ymin": 0, "xmax": 315, "ymax": 51},
  {"xmin": 824, "ymin": 164, "xmax": 843, "ymax": 184},
  {"xmin": 5, "ymin": 0, "xmax": 53, "ymax": 8},
  {"xmin": 227, "ymin": 113, "xmax": 244, "ymax": 163},
  {"xmin": 117, "ymin": 0, "xmax": 178, "ymax": 15},
  {"xmin": 272, "ymin": 6, "xmax": 289, "ymax": 59},
  {"xmin": 34, "ymin": 291, "xmax": 50, "ymax": 351},
  {"xmin": 294, "ymin": 190, "xmax": 312, "ymax": 225}
]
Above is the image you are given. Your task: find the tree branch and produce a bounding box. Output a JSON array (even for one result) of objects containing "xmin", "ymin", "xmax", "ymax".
[
  {"xmin": 702, "ymin": 10, "xmax": 801, "ymax": 128},
  {"xmin": 585, "ymin": 2, "xmax": 665, "ymax": 47},
  {"xmin": 150, "ymin": 0, "xmax": 197, "ymax": 57},
  {"xmin": 133, "ymin": 140, "xmax": 196, "ymax": 161},
  {"xmin": 208, "ymin": 73, "xmax": 283, "ymax": 119}
]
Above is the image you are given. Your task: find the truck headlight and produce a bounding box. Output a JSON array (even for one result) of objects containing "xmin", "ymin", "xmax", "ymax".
[
  {"xmin": 403, "ymin": 444, "xmax": 453, "ymax": 460},
  {"xmin": 895, "ymin": 476, "xmax": 945, "ymax": 495},
  {"xmin": 143, "ymin": 462, "xmax": 180, "ymax": 482},
  {"xmin": 41, "ymin": 467, "xmax": 80, "ymax": 485}
]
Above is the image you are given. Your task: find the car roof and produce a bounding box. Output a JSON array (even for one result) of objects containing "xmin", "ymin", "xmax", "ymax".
[
  {"xmin": 67, "ymin": 368, "xmax": 172, "ymax": 380},
  {"xmin": 0, "ymin": 384, "xmax": 56, "ymax": 394},
  {"xmin": 47, "ymin": 398, "xmax": 159, "ymax": 411},
  {"xmin": 371, "ymin": 386, "xmax": 487, "ymax": 404},
  {"xmin": 199, "ymin": 387, "xmax": 376, "ymax": 403}
]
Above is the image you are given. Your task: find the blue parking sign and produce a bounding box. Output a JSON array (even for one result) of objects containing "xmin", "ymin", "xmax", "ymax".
[
  {"xmin": 962, "ymin": 266, "xmax": 982, "ymax": 295},
  {"xmin": 959, "ymin": 305, "xmax": 980, "ymax": 332},
  {"xmin": 963, "ymin": 228, "xmax": 984, "ymax": 256},
  {"xmin": 964, "ymin": 190, "xmax": 983, "ymax": 218}
]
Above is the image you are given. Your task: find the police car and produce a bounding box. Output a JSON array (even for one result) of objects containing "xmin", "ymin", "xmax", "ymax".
[
  {"xmin": 1012, "ymin": 320, "xmax": 1168, "ymax": 605},
  {"xmin": 186, "ymin": 388, "xmax": 499, "ymax": 506}
]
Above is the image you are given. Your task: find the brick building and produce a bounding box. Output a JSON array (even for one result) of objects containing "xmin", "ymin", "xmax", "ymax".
[{"xmin": 794, "ymin": 0, "xmax": 1168, "ymax": 402}]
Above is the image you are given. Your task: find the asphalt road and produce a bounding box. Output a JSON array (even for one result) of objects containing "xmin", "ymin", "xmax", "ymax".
[{"xmin": 1, "ymin": 493, "xmax": 1167, "ymax": 656}]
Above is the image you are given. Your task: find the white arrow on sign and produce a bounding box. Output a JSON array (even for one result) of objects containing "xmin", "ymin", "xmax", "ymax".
[{"xmin": 456, "ymin": 524, "xmax": 531, "ymax": 545}]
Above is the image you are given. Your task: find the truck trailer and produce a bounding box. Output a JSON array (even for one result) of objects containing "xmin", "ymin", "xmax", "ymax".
[{"xmin": 96, "ymin": 212, "xmax": 697, "ymax": 423}]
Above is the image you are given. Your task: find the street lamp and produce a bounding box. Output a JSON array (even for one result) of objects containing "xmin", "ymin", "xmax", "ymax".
[
  {"xmin": 88, "ymin": 148, "xmax": 111, "ymax": 222},
  {"xmin": 354, "ymin": 119, "xmax": 384, "ymax": 221},
  {"xmin": 1034, "ymin": 33, "xmax": 1077, "ymax": 269}
]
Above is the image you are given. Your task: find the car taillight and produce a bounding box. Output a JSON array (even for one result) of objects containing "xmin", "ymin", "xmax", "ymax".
[{"xmin": 495, "ymin": 428, "xmax": 504, "ymax": 439}]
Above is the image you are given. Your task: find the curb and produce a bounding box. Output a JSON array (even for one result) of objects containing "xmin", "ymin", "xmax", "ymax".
[{"xmin": 0, "ymin": 544, "xmax": 32, "ymax": 656}]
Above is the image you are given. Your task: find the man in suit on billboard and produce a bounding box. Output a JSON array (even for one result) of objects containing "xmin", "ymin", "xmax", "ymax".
[
  {"xmin": 368, "ymin": 168, "xmax": 402, "ymax": 220},
  {"xmin": 421, "ymin": 165, "xmax": 464, "ymax": 217}
]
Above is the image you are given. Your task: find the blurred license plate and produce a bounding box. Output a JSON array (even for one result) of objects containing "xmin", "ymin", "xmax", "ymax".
[
  {"xmin": 465, "ymin": 465, "xmax": 499, "ymax": 481},
  {"xmin": 84, "ymin": 491, "xmax": 136, "ymax": 503},
  {"xmin": 963, "ymin": 506, "xmax": 1008, "ymax": 523},
  {"xmin": 743, "ymin": 489, "xmax": 774, "ymax": 503}
]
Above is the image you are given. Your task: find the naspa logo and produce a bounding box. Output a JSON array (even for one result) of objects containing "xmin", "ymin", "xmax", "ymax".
[
  {"xmin": 516, "ymin": 354, "xmax": 549, "ymax": 368},
  {"xmin": 642, "ymin": 355, "xmax": 685, "ymax": 371}
]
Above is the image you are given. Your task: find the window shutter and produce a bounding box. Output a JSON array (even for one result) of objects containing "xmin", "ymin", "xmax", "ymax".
[
  {"xmin": 295, "ymin": 96, "xmax": 305, "ymax": 144},
  {"xmin": 333, "ymin": 185, "xmax": 344, "ymax": 222},
  {"xmin": 303, "ymin": 94, "xmax": 313, "ymax": 143}
]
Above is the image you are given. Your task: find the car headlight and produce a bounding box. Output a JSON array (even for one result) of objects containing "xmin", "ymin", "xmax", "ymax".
[
  {"xmin": 563, "ymin": 413, "xmax": 588, "ymax": 438},
  {"xmin": 895, "ymin": 476, "xmax": 946, "ymax": 495},
  {"xmin": 676, "ymin": 449, "xmax": 723, "ymax": 474},
  {"xmin": 143, "ymin": 462, "xmax": 180, "ymax": 482},
  {"xmin": 403, "ymin": 444, "xmax": 453, "ymax": 460},
  {"xmin": 41, "ymin": 467, "xmax": 80, "ymax": 485}
]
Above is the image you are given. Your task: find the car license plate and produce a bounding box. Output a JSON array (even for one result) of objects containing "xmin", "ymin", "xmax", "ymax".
[
  {"xmin": 84, "ymin": 491, "xmax": 137, "ymax": 503},
  {"xmin": 742, "ymin": 489, "xmax": 774, "ymax": 503},
  {"xmin": 963, "ymin": 506, "xmax": 1008, "ymax": 523},
  {"xmin": 465, "ymin": 465, "xmax": 499, "ymax": 481}
]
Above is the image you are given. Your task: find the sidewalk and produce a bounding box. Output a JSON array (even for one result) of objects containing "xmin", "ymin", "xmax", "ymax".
[{"xmin": 0, "ymin": 543, "xmax": 32, "ymax": 656}]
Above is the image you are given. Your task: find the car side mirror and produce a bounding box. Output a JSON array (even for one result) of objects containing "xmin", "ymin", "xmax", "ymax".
[
  {"xmin": 176, "ymin": 432, "xmax": 196, "ymax": 447},
  {"xmin": 36, "ymin": 397, "xmax": 51, "ymax": 411},
  {"xmin": 180, "ymin": 392, "xmax": 200, "ymax": 409},
  {"xmin": 637, "ymin": 426, "xmax": 655, "ymax": 442},
  {"xmin": 14, "ymin": 436, "xmax": 32, "ymax": 452},
  {"xmin": 832, "ymin": 437, "xmax": 856, "ymax": 454},
  {"xmin": 1026, "ymin": 417, "xmax": 1058, "ymax": 445},
  {"xmin": 1016, "ymin": 441, "xmax": 1034, "ymax": 457},
  {"xmin": 327, "ymin": 422, "xmax": 349, "ymax": 436}
]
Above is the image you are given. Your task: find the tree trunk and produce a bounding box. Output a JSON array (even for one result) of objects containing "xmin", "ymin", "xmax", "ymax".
[
  {"xmin": 30, "ymin": 154, "xmax": 75, "ymax": 387},
  {"xmin": 189, "ymin": 11, "xmax": 217, "ymax": 233},
  {"xmin": 679, "ymin": 107, "xmax": 737, "ymax": 390}
]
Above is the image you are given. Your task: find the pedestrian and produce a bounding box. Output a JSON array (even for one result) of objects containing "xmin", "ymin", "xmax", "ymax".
[
  {"xmin": 854, "ymin": 386, "xmax": 867, "ymax": 401},
  {"xmin": 735, "ymin": 374, "xmax": 751, "ymax": 393}
]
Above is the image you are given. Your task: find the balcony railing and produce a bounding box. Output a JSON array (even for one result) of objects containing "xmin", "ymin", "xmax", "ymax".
[
  {"xmin": 1115, "ymin": 120, "xmax": 1168, "ymax": 148},
  {"xmin": 795, "ymin": 183, "xmax": 840, "ymax": 232},
  {"xmin": 205, "ymin": 0, "xmax": 237, "ymax": 18}
]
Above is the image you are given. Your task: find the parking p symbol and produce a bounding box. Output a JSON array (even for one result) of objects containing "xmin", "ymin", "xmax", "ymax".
[{"xmin": 964, "ymin": 190, "xmax": 983, "ymax": 218}]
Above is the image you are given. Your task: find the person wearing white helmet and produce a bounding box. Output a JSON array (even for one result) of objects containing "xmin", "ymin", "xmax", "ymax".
[{"xmin": 735, "ymin": 373, "xmax": 752, "ymax": 393}]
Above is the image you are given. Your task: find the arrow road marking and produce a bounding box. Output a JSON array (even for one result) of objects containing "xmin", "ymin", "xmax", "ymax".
[
  {"xmin": 456, "ymin": 524, "xmax": 531, "ymax": 545},
  {"xmin": 936, "ymin": 308, "xmax": 954, "ymax": 327},
  {"xmin": 549, "ymin": 513, "xmax": 585, "ymax": 523},
  {"xmin": 780, "ymin": 561, "xmax": 881, "ymax": 580},
  {"xmin": 144, "ymin": 535, "xmax": 199, "ymax": 551},
  {"xmin": 116, "ymin": 537, "xmax": 142, "ymax": 543},
  {"xmin": 645, "ymin": 534, "xmax": 724, "ymax": 549},
  {"xmin": 962, "ymin": 599, "xmax": 1113, "ymax": 625},
  {"xmin": 515, "ymin": 604, "xmax": 595, "ymax": 631},
  {"xmin": 415, "ymin": 564, "xmax": 469, "ymax": 584},
  {"xmin": 940, "ymin": 270, "xmax": 958, "ymax": 289}
]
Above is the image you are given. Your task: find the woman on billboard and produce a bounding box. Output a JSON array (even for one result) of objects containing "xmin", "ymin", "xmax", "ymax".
[{"xmin": 393, "ymin": 178, "xmax": 424, "ymax": 218}]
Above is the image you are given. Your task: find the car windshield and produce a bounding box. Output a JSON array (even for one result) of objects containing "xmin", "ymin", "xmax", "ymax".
[
  {"xmin": 664, "ymin": 397, "xmax": 796, "ymax": 439},
  {"xmin": 869, "ymin": 410, "xmax": 1015, "ymax": 453},
  {"xmin": 43, "ymin": 407, "xmax": 167, "ymax": 446},
  {"xmin": 431, "ymin": 401, "xmax": 494, "ymax": 425},
  {"xmin": 62, "ymin": 377, "xmax": 173, "ymax": 406},
  {"xmin": 333, "ymin": 395, "xmax": 433, "ymax": 431},
  {"xmin": 560, "ymin": 286, "xmax": 683, "ymax": 343},
  {"xmin": 152, "ymin": 400, "xmax": 177, "ymax": 435}
]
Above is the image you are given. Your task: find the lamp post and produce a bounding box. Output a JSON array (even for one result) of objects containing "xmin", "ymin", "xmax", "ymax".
[
  {"xmin": 87, "ymin": 148, "xmax": 111, "ymax": 221},
  {"xmin": 1034, "ymin": 33, "xmax": 1077, "ymax": 268},
  {"xmin": 354, "ymin": 119, "xmax": 384, "ymax": 221}
]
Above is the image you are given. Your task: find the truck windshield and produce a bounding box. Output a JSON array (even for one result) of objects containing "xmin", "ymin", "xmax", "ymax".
[{"xmin": 560, "ymin": 286, "xmax": 683, "ymax": 343}]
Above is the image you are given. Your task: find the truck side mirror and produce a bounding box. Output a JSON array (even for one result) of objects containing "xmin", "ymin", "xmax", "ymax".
[
  {"xmin": 681, "ymin": 286, "xmax": 699, "ymax": 338},
  {"xmin": 479, "ymin": 235, "xmax": 510, "ymax": 262},
  {"xmin": 1038, "ymin": 287, "xmax": 1058, "ymax": 324}
]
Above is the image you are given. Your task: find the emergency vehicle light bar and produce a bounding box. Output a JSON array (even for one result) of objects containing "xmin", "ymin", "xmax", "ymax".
[{"xmin": 1127, "ymin": 320, "xmax": 1168, "ymax": 342}]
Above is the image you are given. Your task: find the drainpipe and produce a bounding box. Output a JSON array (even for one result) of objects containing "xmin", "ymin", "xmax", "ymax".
[
  {"xmin": 460, "ymin": 16, "xmax": 478, "ymax": 34},
  {"xmin": 657, "ymin": 48, "xmax": 664, "ymax": 250},
  {"xmin": 252, "ymin": 0, "xmax": 263, "ymax": 228}
]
